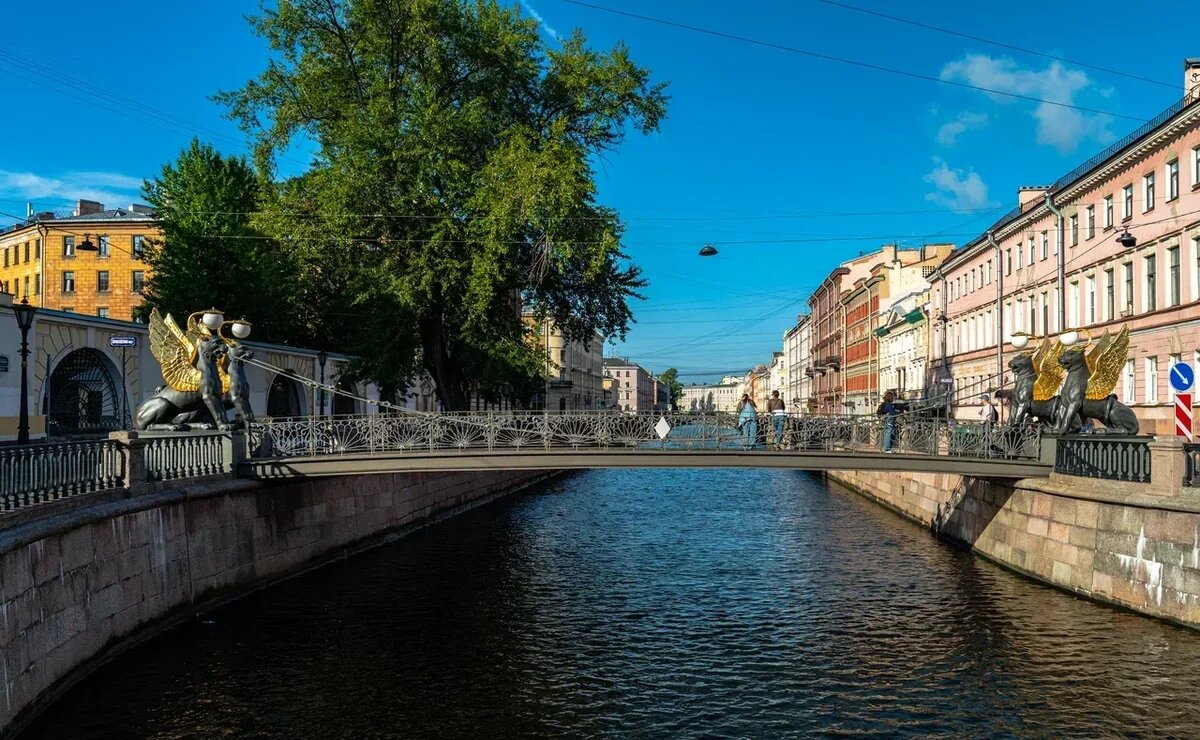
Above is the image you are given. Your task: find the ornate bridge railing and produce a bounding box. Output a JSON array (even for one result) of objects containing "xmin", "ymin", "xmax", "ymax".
[
  {"xmin": 1185, "ymin": 444, "xmax": 1200, "ymax": 488},
  {"xmin": 0, "ymin": 439, "xmax": 126, "ymax": 513},
  {"xmin": 1054, "ymin": 435, "xmax": 1153, "ymax": 483},
  {"xmin": 143, "ymin": 433, "xmax": 230, "ymax": 482},
  {"xmin": 247, "ymin": 412, "xmax": 1042, "ymax": 461}
]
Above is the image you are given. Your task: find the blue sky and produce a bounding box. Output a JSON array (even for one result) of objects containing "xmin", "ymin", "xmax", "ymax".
[{"xmin": 1, "ymin": 1, "xmax": 1194, "ymax": 382}]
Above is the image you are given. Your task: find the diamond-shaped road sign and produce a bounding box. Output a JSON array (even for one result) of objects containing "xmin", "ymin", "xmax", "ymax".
[{"xmin": 654, "ymin": 416, "xmax": 672, "ymax": 439}]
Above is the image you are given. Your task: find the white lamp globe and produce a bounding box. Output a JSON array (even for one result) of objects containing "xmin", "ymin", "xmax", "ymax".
[
  {"xmin": 231, "ymin": 320, "xmax": 252, "ymax": 339},
  {"xmin": 1060, "ymin": 330, "xmax": 1080, "ymax": 346},
  {"xmin": 1010, "ymin": 335, "xmax": 1029, "ymax": 349},
  {"xmin": 201, "ymin": 309, "xmax": 224, "ymax": 331}
]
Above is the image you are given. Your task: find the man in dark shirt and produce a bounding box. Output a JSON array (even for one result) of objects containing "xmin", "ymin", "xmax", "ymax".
[{"xmin": 768, "ymin": 391, "xmax": 786, "ymax": 447}]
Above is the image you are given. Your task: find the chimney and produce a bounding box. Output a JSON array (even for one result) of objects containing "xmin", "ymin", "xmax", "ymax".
[
  {"xmin": 36, "ymin": 212, "xmax": 55, "ymax": 221},
  {"xmin": 127, "ymin": 203, "xmax": 155, "ymax": 215},
  {"xmin": 1017, "ymin": 186, "xmax": 1049, "ymax": 211},
  {"xmin": 74, "ymin": 199, "xmax": 103, "ymax": 216},
  {"xmin": 1187, "ymin": 57, "xmax": 1200, "ymax": 100}
]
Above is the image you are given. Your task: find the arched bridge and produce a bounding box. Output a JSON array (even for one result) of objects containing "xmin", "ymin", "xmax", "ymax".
[{"xmin": 240, "ymin": 412, "xmax": 1053, "ymax": 480}]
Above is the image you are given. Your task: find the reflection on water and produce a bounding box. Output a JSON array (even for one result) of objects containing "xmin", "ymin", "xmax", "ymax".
[{"xmin": 23, "ymin": 469, "xmax": 1200, "ymax": 738}]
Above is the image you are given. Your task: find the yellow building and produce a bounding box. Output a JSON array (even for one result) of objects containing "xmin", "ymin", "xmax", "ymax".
[{"xmin": 0, "ymin": 200, "xmax": 159, "ymax": 321}]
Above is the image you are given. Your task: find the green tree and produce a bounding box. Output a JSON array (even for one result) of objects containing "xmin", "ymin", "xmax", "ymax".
[
  {"xmin": 140, "ymin": 139, "xmax": 300, "ymax": 340},
  {"xmin": 218, "ymin": 0, "xmax": 667, "ymax": 410},
  {"xmin": 658, "ymin": 367, "xmax": 683, "ymax": 411}
]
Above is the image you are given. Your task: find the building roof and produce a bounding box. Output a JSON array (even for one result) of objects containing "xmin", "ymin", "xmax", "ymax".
[{"xmin": 49, "ymin": 208, "xmax": 157, "ymax": 223}]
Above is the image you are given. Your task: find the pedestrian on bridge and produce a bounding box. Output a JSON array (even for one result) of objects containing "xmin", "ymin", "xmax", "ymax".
[
  {"xmin": 877, "ymin": 391, "xmax": 899, "ymax": 453},
  {"xmin": 768, "ymin": 391, "xmax": 787, "ymax": 448},
  {"xmin": 737, "ymin": 394, "xmax": 759, "ymax": 449}
]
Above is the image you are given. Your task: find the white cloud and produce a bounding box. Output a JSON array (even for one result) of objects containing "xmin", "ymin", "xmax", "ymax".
[
  {"xmin": 940, "ymin": 54, "xmax": 1114, "ymax": 154},
  {"xmin": 924, "ymin": 157, "xmax": 991, "ymax": 212},
  {"xmin": 519, "ymin": 0, "xmax": 559, "ymax": 40},
  {"xmin": 936, "ymin": 111, "xmax": 989, "ymax": 147},
  {"xmin": 0, "ymin": 169, "xmax": 145, "ymax": 213}
]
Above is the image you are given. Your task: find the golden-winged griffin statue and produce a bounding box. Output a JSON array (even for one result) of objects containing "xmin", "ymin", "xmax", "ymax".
[
  {"xmin": 133, "ymin": 308, "xmax": 255, "ymax": 432},
  {"xmin": 1006, "ymin": 326, "xmax": 1138, "ymax": 435}
]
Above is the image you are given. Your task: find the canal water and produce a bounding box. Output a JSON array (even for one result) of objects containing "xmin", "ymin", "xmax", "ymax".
[{"xmin": 23, "ymin": 469, "xmax": 1200, "ymax": 738}]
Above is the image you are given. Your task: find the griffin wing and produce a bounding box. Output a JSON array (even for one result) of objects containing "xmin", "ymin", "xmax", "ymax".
[
  {"xmin": 1030, "ymin": 338, "xmax": 1049, "ymax": 376},
  {"xmin": 1085, "ymin": 325, "xmax": 1129, "ymax": 400},
  {"xmin": 1033, "ymin": 341, "xmax": 1068, "ymax": 401},
  {"xmin": 149, "ymin": 309, "xmax": 202, "ymax": 392},
  {"xmin": 1085, "ymin": 330, "xmax": 1112, "ymax": 375}
]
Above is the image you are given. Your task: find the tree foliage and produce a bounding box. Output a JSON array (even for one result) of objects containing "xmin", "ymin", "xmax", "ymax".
[
  {"xmin": 657, "ymin": 367, "xmax": 683, "ymax": 410},
  {"xmin": 218, "ymin": 0, "xmax": 667, "ymax": 409},
  {"xmin": 139, "ymin": 139, "xmax": 300, "ymax": 340}
]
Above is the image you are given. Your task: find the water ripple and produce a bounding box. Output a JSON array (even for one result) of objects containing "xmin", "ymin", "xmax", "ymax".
[{"xmin": 23, "ymin": 468, "xmax": 1200, "ymax": 738}]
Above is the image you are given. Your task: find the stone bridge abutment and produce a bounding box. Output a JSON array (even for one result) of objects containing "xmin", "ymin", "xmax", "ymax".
[{"xmin": 0, "ymin": 466, "xmax": 558, "ymax": 736}]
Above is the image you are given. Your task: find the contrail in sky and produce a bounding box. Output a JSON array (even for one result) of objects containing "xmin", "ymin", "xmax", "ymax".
[{"xmin": 519, "ymin": 0, "xmax": 560, "ymax": 40}]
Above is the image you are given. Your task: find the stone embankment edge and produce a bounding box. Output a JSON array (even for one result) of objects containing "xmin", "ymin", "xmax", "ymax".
[
  {"xmin": 826, "ymin": 468, "xmax": 1200, "ymax": 631},
  {"xmin": 1, "ymin": 469, "xmax": 564, "ymax": 738}
]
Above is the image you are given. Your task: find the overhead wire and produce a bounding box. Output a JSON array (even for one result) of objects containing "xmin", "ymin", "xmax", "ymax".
[
  {"xmin": 814, "ymin": 0, "xmax": 1178, "ymax": 91},
  {"xmin": 556, "ymin": 0, "xmax": 1148, "ymax": 123}
]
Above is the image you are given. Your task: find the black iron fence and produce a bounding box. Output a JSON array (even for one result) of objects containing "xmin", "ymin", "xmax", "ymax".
[
  {"xmin": 1054, "ymin": 435, "xmax": 1152, "ymax": 483},
  {"xmin": 1186, "ymin": 444, "xmax": 1200, "ymax": 487}
]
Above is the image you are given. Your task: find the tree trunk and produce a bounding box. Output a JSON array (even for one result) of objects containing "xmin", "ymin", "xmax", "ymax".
[{"xmin": 419, "ymin": 313, "xmax": 469, "ymax": 411}]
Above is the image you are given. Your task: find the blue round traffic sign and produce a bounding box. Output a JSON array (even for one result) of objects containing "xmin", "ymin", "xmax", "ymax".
[{"xmin": 1170, "ymin": 362, "xmax": 1195, "ymax": 393}]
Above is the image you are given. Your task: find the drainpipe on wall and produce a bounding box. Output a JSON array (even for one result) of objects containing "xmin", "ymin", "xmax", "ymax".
[
  {"xmin": 986, "ymin": 231, "xmax": 1004, "ymax": 392},
  {"xmin": 1045, "ymin": 192, "xmax": 1066, "ymax": 334}
]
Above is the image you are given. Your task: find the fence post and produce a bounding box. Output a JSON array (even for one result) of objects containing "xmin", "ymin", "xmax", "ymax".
[
  {"xmin": 109, "ymin": 430, "xmax": 149, "ymax": 494},
  {"xmin": 1147, "ymin": 436, "xmax": 1187, "ymax": 495},
  {"xmin": 224, "ymin": 430, "xmax": 247, "ymax": 477}
]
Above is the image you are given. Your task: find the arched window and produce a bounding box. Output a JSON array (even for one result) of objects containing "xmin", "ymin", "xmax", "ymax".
[{"xmin": 46, "ymin": 348, "xmax": 123, "ymax": 434}]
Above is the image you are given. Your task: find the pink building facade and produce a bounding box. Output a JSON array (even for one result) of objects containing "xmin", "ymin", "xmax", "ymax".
[{"xmin": 930, "ymin": 59, "xmax": 1200, "ymax": 433}]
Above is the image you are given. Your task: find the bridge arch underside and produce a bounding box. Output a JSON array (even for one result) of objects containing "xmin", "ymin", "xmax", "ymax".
[{"xmin": 240, "ymin": 450, "xmax": 1051, "ymax": 480}]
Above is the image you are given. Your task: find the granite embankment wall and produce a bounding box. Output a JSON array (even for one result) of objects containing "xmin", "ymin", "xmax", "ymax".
[
  {"xmin": 0, "ymin": 469, "xmax": 558, "ymax": 735},
  {"xmin": 829, "ymin": 465, "xmax": 1200, "ymax": 628}
]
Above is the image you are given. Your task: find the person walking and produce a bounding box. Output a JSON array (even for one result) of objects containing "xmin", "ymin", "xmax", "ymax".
[
  {"xmin": 768, "ymin": 391, "xmax": 787, "ymax": 448},
  {"xmin": 737, "ymin": 394, "xmax": 759, "ymax": 449},
  {"xmin": 876, "ymin": 391, "xmax": 899, "ymax": 453},
  {"xmin": 980, "ymin": 393, "xmax": 1000, "ymax": 455}
]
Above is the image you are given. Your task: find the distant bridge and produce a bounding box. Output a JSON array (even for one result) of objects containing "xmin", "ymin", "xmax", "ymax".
[{"xmin": 239, "ymin": 412, "xmax": 1052, "ymax": 480}]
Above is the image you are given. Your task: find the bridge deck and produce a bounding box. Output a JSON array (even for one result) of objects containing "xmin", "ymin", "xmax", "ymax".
[{"xmin": 239, "ymin": 449, "xmax": 1052, "ymax": 480}]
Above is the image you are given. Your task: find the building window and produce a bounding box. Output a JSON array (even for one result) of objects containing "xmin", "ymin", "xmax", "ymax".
[
  {"xmin": 63, "ymin": 236, "xmax": 75, "ymax": 257},
  {"xmin": 1195, "ymin": 236, "xmax": 1200, "ymax": 302},
  {"xmin": 2, "ymin": 248, "xmax": 6, "ymax": 268},
  {"xmin": 1039, "ymin": 292, "xmax": 1048, "ymax": 335},
  {"xmin": 986, "ymin": 260, "xmax": 992, "ymax": 284},
  {"xmin": 34, "ymin": 238, "xmax": 40, "ymax": 259},
  {"xmin": 1086, "ymin": 275, "xmax": 1095, "ymax": 324},
  {"xmin": 1194, "ymin": 146, "xmax": 1200, "ymax": 187},
  {"xmin": 97, "ymin": 270, "xmax": 110, "ymax": 293},
  {"xmin": 1168, "ymin": 160, "xmax": 1180, "ymax": 201},
  {"xmin": 1123, "ymin": 359, "xmax": 1135, "ymax": 403},
  {"xmin": 1005, "ymin": 249, "xmax": 1012, "ymax": 274},
  {"xmin": 1086, "ymin": 206, "xmax": 1095, "ymax": 239},
  {"xmin": 1070, "ymin": 214, "xmax": 1079, "ymax": 246},
  {"xmin": 62, "ymin": 271, "xmax": 75, "ymax": 293},
  {"xmin": 1016, "ymin": 246, "xmax": 1023, "ymax": 270},
  {"xmin": 1041, "ymin": 231, "xmax": 1049, "ymax": 260},
  {"xmin": 98, "ymin": 235, "xmax": 110, "ymax": 258},
  {"xmin": 1123, "ymin": 185, "xmax": 1133, "ymax": 219},
  {"xmin": 1104, "ymin": 268, "xmax": 1114, "ymax": 321},
  {"xmin": 1144, "ymin": 253, "xmax": 1157, "ymax": 312},
  {"xmin": 34, "ymin": 274, "xmax": 40, "ymax": 296},
  {"xmin": 1143, "ymin": 172, "xmax": 1155, "ymax": 212},
  {"xmin": 1104, "ymin": 195, "xmax": 1113, "ymax": 228},
  {"xmin": 132, "ymin": 235, "xmax": 145, "ymax": 258},
  {"xmin": 1123, "ymin": 262, "xmax": 1134, "ymax": 314},
  {"xmin": 96, "ymin": 307, "xmax": 109, "ymax": 319},
  {"xmin": 23, "ymin": 275, "xmax": 29, "ymax": 298},
  {"xmin": 132, "ymin": 270, "xmax": 145, "ymax": 293},
  {"xmin": 1145, "ymin": 357, "xmax": 1159, "ymax": 403},
  {"xmin": 23, "ymin": 241, "xmax": 30, "ymax": 263},
  {"xmin": 1027, "ymin": 237, "xmax": 1034, "ymax": 264},
  {"xmin": 1068, "ymin": 282, "xmax": 1079, "ymax": 327},
  {"xmin": 1168, "ymin": 246, "xmax": 1180, "ymax": 307}
]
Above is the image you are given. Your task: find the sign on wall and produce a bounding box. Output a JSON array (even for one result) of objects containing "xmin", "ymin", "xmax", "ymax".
[{"xmin": 109, "ymin": 336, "xmax": 138, "ymax": 349}]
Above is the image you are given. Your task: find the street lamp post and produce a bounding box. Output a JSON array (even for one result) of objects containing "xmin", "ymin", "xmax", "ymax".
[
  {"xmin": 12, "ymin": 296, "xmax": 37, "ymax": 444},
  {"xmin": 317, "ymin": 350, "xmax": 328, "ymax": 416}
]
